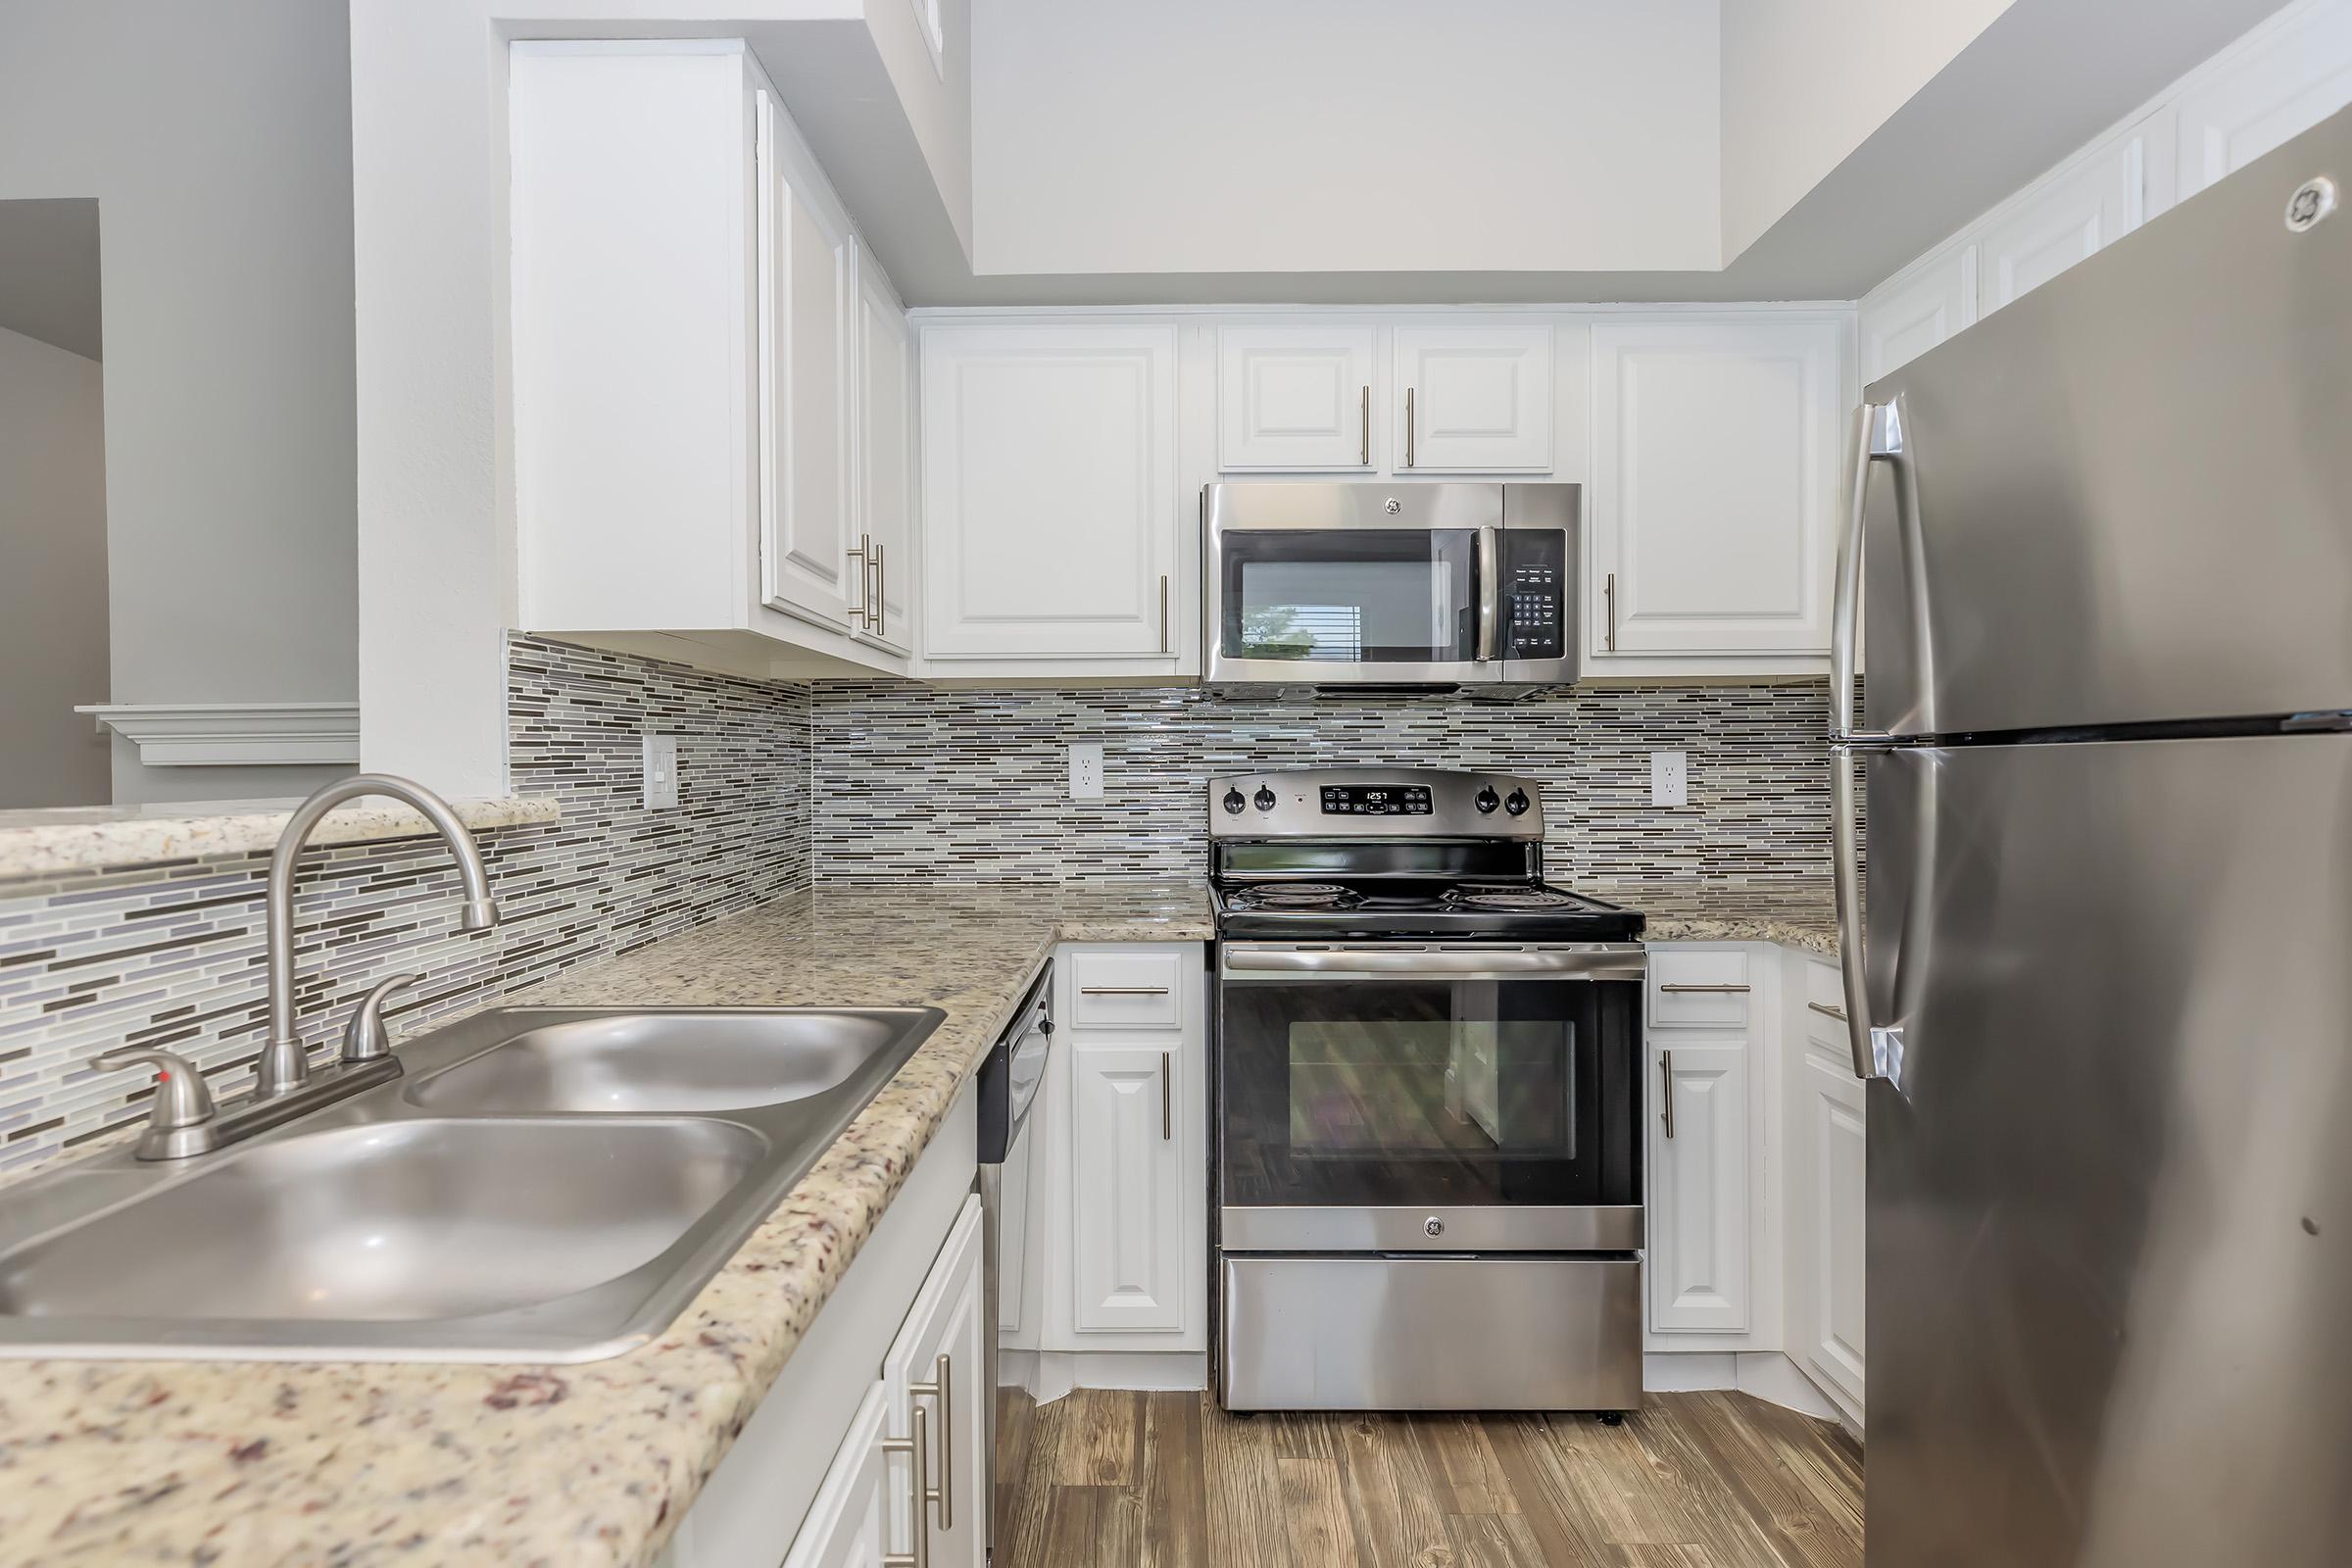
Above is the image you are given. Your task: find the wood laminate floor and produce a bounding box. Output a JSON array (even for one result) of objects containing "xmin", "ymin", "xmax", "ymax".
[{"xmin": 997, "ymin": 1389, "xmax": 1863, "ymax": 1568}]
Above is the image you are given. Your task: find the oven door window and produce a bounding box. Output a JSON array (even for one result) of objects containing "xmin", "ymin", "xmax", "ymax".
[
  {"xmin": 1217, "ymin": 529, "xmax": 1479, "ymax": 663},
  {"xmin": 1219, "ymin": 973, "xmax": 1636, "ymax": 1208}
]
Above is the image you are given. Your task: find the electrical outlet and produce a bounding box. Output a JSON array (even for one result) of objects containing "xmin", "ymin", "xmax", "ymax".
[
  {"xmin": 1068, "ymin": 742, "xmax": 1104, "ymax": 800},
  {"xmin": 642, "ymin": 734, "xmax": 679, "ymax": 809},
  {"xmin": 1650, "ymin": 750, "xmax": 1689, "ymax": 808}
]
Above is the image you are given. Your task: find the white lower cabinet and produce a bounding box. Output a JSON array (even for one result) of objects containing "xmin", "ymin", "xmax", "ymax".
[
  {"xmin": 1787, "ymin": 957, "xmax": 1868, "ymax": 1422},
  {"xmin": 1045, "ymin": 942, "xmax": 1207, "ymax": 1355},
  {"xmin": 786, "ymin": 1197, "xmax": 987, "ymax": 1568},
  {"xmin": 1647, "ymin": 1039, "xmax": 1753, "ymax": 1334},
  {"xmin": 778, "ymin": 1386, "xmax": 896, "ymax": 1568}
]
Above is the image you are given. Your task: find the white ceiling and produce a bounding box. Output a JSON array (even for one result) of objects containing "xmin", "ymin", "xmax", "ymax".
[{"xmin": 773, "ymin": 0, "xmax": 2291, "ymax": 305}]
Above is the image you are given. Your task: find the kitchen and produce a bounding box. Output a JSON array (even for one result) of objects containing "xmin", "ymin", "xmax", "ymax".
[{"xmin": 0, "ymin": 1, "xmax": 2344, "ymax": 1564}]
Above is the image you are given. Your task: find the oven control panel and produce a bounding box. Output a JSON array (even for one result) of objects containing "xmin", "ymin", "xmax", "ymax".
[
  {"xmin": 1319, "ymin": 783, "xmax": 1433, "ymax": 816},
  {"xmin": 1210, "ymin": 769, "xmax": 1544, "ymax": 839}
]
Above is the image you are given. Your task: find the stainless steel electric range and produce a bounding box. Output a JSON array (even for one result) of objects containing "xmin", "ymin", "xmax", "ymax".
[{"xmin": 1209, "ymin": 767, "xmax": 1647, "ymax": 1413}]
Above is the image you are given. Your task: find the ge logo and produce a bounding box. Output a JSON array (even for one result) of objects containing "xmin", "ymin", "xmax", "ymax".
[
  {"xmin": 1385, "ymin": 497, "xmax": 1402, "ymax": 514},
  {"xmin": 2286, "ymin": 176, "xmax": 2338, "ymax": 233}
]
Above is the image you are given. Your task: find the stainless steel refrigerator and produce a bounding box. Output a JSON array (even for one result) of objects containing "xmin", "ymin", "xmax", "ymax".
[{"xmin": 1832, "ymin": 107, "xmax": 2352, "ymax": 1566}]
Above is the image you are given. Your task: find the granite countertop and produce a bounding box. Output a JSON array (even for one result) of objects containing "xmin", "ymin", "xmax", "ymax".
[
  {"xmin": 0, "ymin": 879, "xmax": 1209, "ymax": 1568},
  {"xmin": 0, "ymin": 795, "xmax": 563, "ymax": 882},
  {"xmin": 1602, "ymin": 878, "xmax": 1841, "ymax": 957}
]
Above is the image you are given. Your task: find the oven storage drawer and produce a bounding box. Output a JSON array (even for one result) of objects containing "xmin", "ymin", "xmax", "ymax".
[{"xmin": 1220, "ymin": 1253, "xmax": 1642, "ymax": 1411}]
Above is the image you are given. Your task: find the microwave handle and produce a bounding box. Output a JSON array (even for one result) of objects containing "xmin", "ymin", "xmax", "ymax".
[{"xmin": 1476, "ymin": 526, "xmax": 1500, "ymax": 662}]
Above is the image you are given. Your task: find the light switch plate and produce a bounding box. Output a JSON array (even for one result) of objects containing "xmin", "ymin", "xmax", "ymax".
[
  {"xmin": 1068, "ymin": 742, "xmax": 1104, "ymax": 800},
  {"xmin": 1650, "ymin": 751, "xmax": 1689, "ymax": 808},
  {"xmin": 643, "ymin": 735, "xmax": 679, "ymax": 809}
]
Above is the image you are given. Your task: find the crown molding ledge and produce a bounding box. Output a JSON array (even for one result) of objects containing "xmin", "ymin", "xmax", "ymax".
[{"xmin": 74, "ymin": 702, "xmax": 363, "ymax": 767}]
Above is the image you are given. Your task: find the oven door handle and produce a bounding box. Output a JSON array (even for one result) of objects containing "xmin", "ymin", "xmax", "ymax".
[{"xmin": 1221, "ymin": 945, "xmax": 1645, "ymax": 981}]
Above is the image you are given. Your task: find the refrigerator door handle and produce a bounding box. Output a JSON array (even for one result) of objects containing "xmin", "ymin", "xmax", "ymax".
[{"xmin": 1833, "ymin": 400, "xmax": 1905, "ymax": 1082}]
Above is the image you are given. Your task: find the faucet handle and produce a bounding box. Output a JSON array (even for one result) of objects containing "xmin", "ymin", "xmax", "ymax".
[
  {"xmin": 93, "ymin": 1047, "xmax": 218, "ymax": 1131},
  {"xmin": 342, "ymin": 972, "xmax": 422, "ymax": 1062}
]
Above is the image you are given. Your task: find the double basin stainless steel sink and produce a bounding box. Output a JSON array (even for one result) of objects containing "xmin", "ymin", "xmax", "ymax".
[{"xmin": 0, "ymin": 1005, "xmax": 944, "ymax": 1362}]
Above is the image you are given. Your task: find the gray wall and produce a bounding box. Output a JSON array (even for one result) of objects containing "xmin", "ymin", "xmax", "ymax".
[
  {"xmin": 0, "ymin": 324, "xmax": 109, "ymax": 808},
  {"xmin": 0, "ymin": 0, "xmax": 358, "ymax": 805}
]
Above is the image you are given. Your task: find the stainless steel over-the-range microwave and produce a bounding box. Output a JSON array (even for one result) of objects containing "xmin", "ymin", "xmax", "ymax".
[{"xmin": 1201, "ymin": 482, "xmax": 1580, "ymax": 691}]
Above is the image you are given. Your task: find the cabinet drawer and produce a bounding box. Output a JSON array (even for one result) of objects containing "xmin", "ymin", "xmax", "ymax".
[
  {"xmin": 1647, "ymin": 949, "xmax": 1753, "ymax": 1028},
  {"xmin": 1802, "ymin": 956, "xmax": 1845, "ymax": 1015},
  {"xmin": 1067, "ymin": 951, "xmax": 1184, "ymax": 1029}
]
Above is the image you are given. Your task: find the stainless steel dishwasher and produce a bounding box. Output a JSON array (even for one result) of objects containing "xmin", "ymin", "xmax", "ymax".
[{"xmin": 975, "ymin": 957, "xmax": 1053, "ymax": 1559}]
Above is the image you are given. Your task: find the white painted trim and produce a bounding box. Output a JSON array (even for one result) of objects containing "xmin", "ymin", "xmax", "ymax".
[
  {"xmin": 907, "ymin": 301, "xmax": 1858, "ymax": 322},
  {"xmin": 1642, "ymin": 1350, "xmax": 1850, "ymax": 1426},
  {"xmin": 75, "ymin": 703, "xmax": 362, "ymax": 767},
  {"xmin": 1019, "ymin": 1350, "xmax": 1209, "ymax": 1405}
]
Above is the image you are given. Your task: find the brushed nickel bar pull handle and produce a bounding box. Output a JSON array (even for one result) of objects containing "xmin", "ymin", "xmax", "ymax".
[
  {"xmin": 1161, "ymin": 1051, "xmax": 1173, "ymax": 1140},
  {"xmin": 880, "ymin": 1402, "xmax": 930, "ymax": 1568},
  {"xmin": 1359, "ymin": 384, "xmax": 1371, "ymax": 466},
  {"xmin": 908, "ymin": 1353, "xmax": 952, "ymax": 1528},
  {"xmin": 1604, "ymin": 571, "xmax": 1617, "ymax": 652},
  {"xmin": 1660, "ymin": 1051, "xmax": 1675, "ymax": 1140},
  {"xmin": 1807, "ymin": 1000, "xmax": 1848, "ymax": 1021},
  {"xmin": 872, "ymin": 543, "xmax": 887, "ymax": 634},
  {"xmin": 1159, "ymin": 574, "xmax": 1170, "ymax": 654},
  {"xmin": 1659, "ymin": 982, "xmax": 1751, "ymax": 994},
  {"xmin": 847, "ymin": 532, "xmax": 870, "ymax": 621},
  {"xmin": 1404, "ymin": 386, "xmax": 1416, "ymax": 468},
  {"xmin": 1080, "ymin": 986, "xmax": 1170, "ymax": 996}
]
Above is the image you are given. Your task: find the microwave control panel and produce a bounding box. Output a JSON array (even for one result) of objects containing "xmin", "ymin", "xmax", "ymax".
[{"xmin": 1502, "ymin": 530, "xmax": 1567, "ymax": 661}]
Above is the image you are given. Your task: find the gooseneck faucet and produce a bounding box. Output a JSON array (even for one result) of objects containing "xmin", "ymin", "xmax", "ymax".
[{"xmin": 257, "ymin": 773, "xmax": 502, "ymax": 1096}]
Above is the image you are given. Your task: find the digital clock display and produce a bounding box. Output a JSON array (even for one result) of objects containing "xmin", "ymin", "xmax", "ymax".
[{"xmin": 1319, "ymin": 784, "xmax": 1434, "ymax": 816}]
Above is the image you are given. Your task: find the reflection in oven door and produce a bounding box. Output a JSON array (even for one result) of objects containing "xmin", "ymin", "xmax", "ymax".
[{"xmin": 1219, "ymin": 969, "xmax": 1637, "ymax": 1216}]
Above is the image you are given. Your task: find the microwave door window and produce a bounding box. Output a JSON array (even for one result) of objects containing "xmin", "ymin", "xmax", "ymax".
[{"xmin": 1222, "ymin": 530, "xmax": 1479, "ymax": 662}]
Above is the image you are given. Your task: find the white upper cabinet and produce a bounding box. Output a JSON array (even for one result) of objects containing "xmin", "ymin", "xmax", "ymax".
[
  {"xmin": 760, "ymin": 89, "xmax": 858, "ymax": 629},
  {"xmin": 1978, "ymin": 121, "xmax": 2161, "ymax": 317},
  {"xmin": 509, "ymin": 41, "xmax": 906, "ymax": 683},
  {"xmin": 1860, "ymin": 245, "xmax": 1978, "ymax": 385},
  {"xmin": 2174, "ymin": 0, "xmax": 2352, "ymax": 203},
  {"xmin": 920, "ymin": 321, "xmax": 1181, "ymax": 662},
  {"xmin": 1588, "ymin": 318, "xmax": 1844, "ymax": 659},
  {"xmin": 1394, "ymin": 324, "xmax": 1554, "ymax": 472},
  {"xmin": 857, "ymin": 271, "xmax": 915, "ymax": 653},
  {"xmin": 1217, "ymin": 324, "xmax": 1378, "ymax": 470}
]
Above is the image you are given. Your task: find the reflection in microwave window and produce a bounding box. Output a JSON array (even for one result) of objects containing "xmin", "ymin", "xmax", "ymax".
[{"xmin": 1239, "ymin": 603, "xmax": 1363, "ymax": 661}]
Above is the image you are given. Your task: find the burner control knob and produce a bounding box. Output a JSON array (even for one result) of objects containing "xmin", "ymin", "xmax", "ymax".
[
  {"xmin": 1222, "ymin": 788, "xmax": 1247, "ymax": 815},
  {"xmin": 1252, "ymin": 786, "xmax": 1277, "ymax": 812},
  {"xmin": 1474, "ymin": 786, "xmax": 1500, "ymax": 814},
  {"xmin": 1504, "ymin": 789, "xmax": 1531, "ymax": 816}
]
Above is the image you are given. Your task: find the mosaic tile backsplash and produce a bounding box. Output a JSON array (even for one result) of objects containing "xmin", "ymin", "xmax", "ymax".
[
  {"xmin": 0, "ymin": 659, "xmax": 1835, "ymax": 1170},
  {"xmin": 0, "ymin": 637, "xmax": 812, "ymax": 1169},
  {"xmin": 810, "ymin": 680, "xmax": 1835, "ymax": 886}
]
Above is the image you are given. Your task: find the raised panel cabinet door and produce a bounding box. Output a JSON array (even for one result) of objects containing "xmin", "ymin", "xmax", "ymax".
[
  {"xmin": 1216, "ymin": 323, "xmax": 1377, "ymax": 470},
  {"xmin": 759, "ymin": 89, "xmax": 858, "ymax": 629},
  {"xmin": 1803, "ymin": 1056, "xmax": 1869, "ymax": 1407},
  {"xmin": 1861, "ymin": 245, "xmax": 1979, "ymax": 385},
  {"xmin": 882, "ymin": 1198, "xmax": 986, "ymax": 1568},
  {"xmin": 779, "ymin": 1382, "xmax": 897, "ymax": 1568},
  {"xmin": 1589, "ymin": 318, "xmax": 1842, "ymax": 657},
  {"xmin": 1647, "ymin": 1040, "xmax": 1750, "ymax": 1334},
  {"xmin": 1393, "ymin": 324, "xmax": 1553, "ymax": 472},
  {"xmin": 858, "ymin": 272, "xmax": 913, "ymax": 652},
  {"xmin": 1978, "ymin": 126, "xmax": 2153, "ymax": 316},
  {"xmin": 2175, "ymin": 2, "xmax": 2352, "ymax": 204},
  {"xmin": 1069, "ymin": 1041, "xmax": 1186, "ymax": 1333},
  {"xmin": 921, "ymin": 323, "xmax": 1180, "ymax": 660}
]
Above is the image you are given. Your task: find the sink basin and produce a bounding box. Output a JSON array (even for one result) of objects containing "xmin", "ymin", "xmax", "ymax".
[
  {"xmin": 0, "ymin": 1003, "xmax": 946, "ymax": 1360},
  {"xmin": 0, "ymin": 1119, "xmax": 763, "ymax": 1324},
  {"xmin": 407, "ymin": 1008, "xmax": 922, "ymax": 1114}
]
